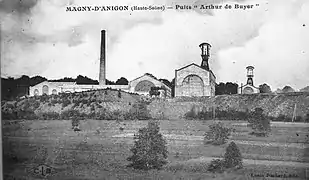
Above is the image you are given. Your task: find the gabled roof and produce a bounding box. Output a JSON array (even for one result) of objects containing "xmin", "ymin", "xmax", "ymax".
[
  {"xmin": 31, "ymin": 81, "xmax": 76, "ymax": 87},
  {"xmin": 239, "ymin": 83, "xmax": 259, "ymax": 89},
  {"xmin": 130, "ymin": 73, "xmax": 171, "ymax": 90},
  {"xmin": 175, "ymin": 63, "xmax": 216, "ymax": 78}
]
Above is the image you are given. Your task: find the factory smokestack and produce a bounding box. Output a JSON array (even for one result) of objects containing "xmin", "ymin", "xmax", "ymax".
[{"xmin": 99, "ymin": 30, "xmax": 106, "ymax": 85}]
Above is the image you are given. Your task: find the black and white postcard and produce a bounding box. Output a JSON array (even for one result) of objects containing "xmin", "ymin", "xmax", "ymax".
[{"xmin": 1, "ymin": 0, "xmax": 309, "ymax": 179}]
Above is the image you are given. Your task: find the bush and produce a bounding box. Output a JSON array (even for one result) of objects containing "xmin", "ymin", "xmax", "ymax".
[
  {"xmin": 71, "ymin": 118, "xmax": 80, "ymax": 129},
  {"xmin": 306, "ymin": 113, "xmax": 309, "ymax": 123},
  {"xmin": 62, "ymin": 99, "xmax": 71, "ymax": 108},
  {"xmin": 248, "ymin": 108, "xmax": 271, "ymax": 136},
  {"xmin": 184, "ymin": 106, "xmax": 250, "ymax": 121},
  {"xmin": 207, "ymin": 159, "xmax": 225, "ymax": 173},
  {"xmin": 208, "ymin": 142, "xmax": 243, "ymax": 173},
  {"xmin": 40, "ymin": 112, "xmax": 60, "ymax": 120},
  {"xmin": 128, "ymin": 102, "xmax": 151, "ymax": 120},
  {"xmin": 60, "ymin": 109, "xmax": 86, "ymax": 120},
  {"xmin": 184, "ymin": 106, "xmax": 197, "ymax": 120},
  {"xmin": 204, "ymin": 122, "xmax": 231, "ymax": 145},
  {"xmin": 127, "ymin": 120, "xmax": 168, "ymax": 170},
  {"xmin": 118, "ymin": 90, "xmax": 121, "ymax": 98},
  {"xmin": 223, "ymin": 141, "xmax": 243, "ymax": 169}
]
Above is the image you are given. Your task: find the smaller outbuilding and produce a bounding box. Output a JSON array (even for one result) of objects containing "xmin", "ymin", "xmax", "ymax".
[{"xmin": 238, "ymin": 66, "xmax": 260, "ymax": 94}]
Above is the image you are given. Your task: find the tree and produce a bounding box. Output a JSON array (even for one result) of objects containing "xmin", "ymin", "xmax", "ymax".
[
  {"xmin": 215, "ymin": 82, "xmax": 238, "ymax": 95},
  {"xmin": 300, "ymin": 86, "xmax": 309, "ymax": 92},
  {"xmin": 149, "ymin": 87, "xmax": 160, "ymax": 97},
  {"xmin": 117, "ymin": 90, "xmax": 121, "ymax": 98},
  {"xmin": 171, "ymin": 78, "xmax": 175, "ymax": 97},
  {"xmin": 215, "ymin": 82, "xmax": 226, "ymax": 95},
  {"xmin": 204, "ymin": 122, "xmax": 231, "ymax": 145},
  {"xmin": 248, "ymin": 108, "xmax": 271, "ymax": 136},
  {"xmin": 282, "ymin": 86, "xmax": 295, "ymax": 93},
  {"xmin": 116, "ymin": 77, "xmax": 128, "ymax": 85},
  {"xmin": 224, "ymin": 141, "xmax": 243, "ymax": 169},
  {"xmin": 127, "ymin": 121, "xmax": 168, "ymax": 170},
  {"xmin": 259, "ymin": 83, "xmax": 272, "ymax": 93},
  {"xmin": 225, "ymin": 82, "xmax": 238, "ymax": 95}
]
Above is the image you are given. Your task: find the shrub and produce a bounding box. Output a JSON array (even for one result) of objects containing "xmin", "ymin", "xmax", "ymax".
[
  {"xmin": 127, "ymin": 120, "xmax": 168, "ymax": 170},
  {"xmin": 306, "ymin": 113, "xmax": 309, "ymax": 123},
  {"xmin": 71, "ymin": 118, "xmax": 80, "ymax": 129},
  {"xmin": 184, "ymin": 106, "xmax": 197, "ymax": 120},
  {"xmin": 223, "ymin": 141, "xmax": 243, "ymax": 169},
  {"xmin": 40, "ymin": 112, "xmax": 60, "ymax": 120},
  {"xmin": 118, "ymin": 90, "xmax": 121, "ymax": 98},
  {"xmin": 60, "ymin": 109, "xmax": 85, "ymax": 120},
  {"xmin": 16, "ymin": 109, "xmax": 38, "ymax": 120},
  {"xmin": 294, "ymin": 116, "xmax": 303, "ymax": 122},
  {"xmin": 128, "ymin": 102, "xmax": 151, "ymax": 120},
  {"xmin": 62, "ymin": 99, "xmax": 71, "ymax": 108},
  {"xmin": 185, "ymin": 106, "xmax": 251, "ymax": 121},
  {"xmin": 204, "ymin": 122, "xmax": 231, "ymax": 145},
  {"xmin": 207, "ymin": 159, "xmax": 225, "ymax": 173},
  {"xmin": 248, "ymin": 108, "xmax": 271, "ymax": 136}
]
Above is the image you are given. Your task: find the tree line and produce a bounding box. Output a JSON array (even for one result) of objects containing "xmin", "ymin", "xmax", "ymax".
[
  {"xmin": 1, "ymin": 75, "xmax": 129, "ymax": 100},
  {"xmin": 1, "ymin": 74, "xmax": 308, "ymax": 100}
]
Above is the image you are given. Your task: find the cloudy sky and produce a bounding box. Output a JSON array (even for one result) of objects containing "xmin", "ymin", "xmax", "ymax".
[{"xmin": 1, "ymin": 0, "xmax": 308, "ymax": 90}]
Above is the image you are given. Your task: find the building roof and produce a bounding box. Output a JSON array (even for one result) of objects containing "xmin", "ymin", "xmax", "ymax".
[
  {"xmin": 47, "ymin": 81, "xmax": 77, "ymax": 86},
  {"xmin": 175, "ymin": 63, "xmax": 216, "ymax": 78},
  {"xmin": 239, "ymin": 83, "xmax": 259, "ymax": 89},
  {"xmin": 246, "ymin": 66, "xmax": 254, "ymax": 70},
  {"xmin": 129, "ymin": 73, "xmax": 171, "ymax": 90},
  {"xmin": 31, "ymin": 81, "xmax": 76, "ymax": 87}
]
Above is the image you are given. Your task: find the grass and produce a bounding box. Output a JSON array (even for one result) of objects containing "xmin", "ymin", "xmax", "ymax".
[{"xmin": 3, "ymin": 119, "xmax": 309, "ymax": 179}]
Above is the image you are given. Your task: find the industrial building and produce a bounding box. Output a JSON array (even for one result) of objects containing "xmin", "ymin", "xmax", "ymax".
[
  {"xmin": 29, "ymin": 30, "xmax": 171, "ymax": 98},
  {"xmin": 174, "ymin": 43, "xmax": 216, "ymax": 97}
]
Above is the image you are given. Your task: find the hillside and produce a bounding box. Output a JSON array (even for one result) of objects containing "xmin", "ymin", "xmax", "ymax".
[
  {"xmin": 149, "ymin": 92, "xmax": 309, "ymax": 121},
  {"xmin": 1, "ymin": 88, "xmax": 149, "ymax": 120},
  {"xmin": 1, "ymin": 91, "xmax": 309, "ymax": 121}
]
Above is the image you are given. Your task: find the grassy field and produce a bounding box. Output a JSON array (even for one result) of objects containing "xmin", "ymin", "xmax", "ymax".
[{"xmin": 2, "ymin": 119, "xmax": 309, "ymax": 180}]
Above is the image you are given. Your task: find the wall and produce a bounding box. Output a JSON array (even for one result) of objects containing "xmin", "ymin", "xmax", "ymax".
[
  {"xmin": 175, "ymin": 64, "xmax": 215, "ymax": 97},
  {"xmin": 29, "ymin": 83, "xmax": 130, "ymax": 96},
  {"xmin": 29, "ymin": 81, "xmax": 62, "ymax": 96}
]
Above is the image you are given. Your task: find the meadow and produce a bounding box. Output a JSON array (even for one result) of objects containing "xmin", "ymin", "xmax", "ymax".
[{"xmin": 2, "ymin": 119, "xmax": 309, "ymax": 180}]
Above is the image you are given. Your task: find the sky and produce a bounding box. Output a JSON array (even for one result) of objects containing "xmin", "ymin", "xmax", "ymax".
[{"xmin": 1, "ymin": 0, "xmax": 309, "ymax": 90}]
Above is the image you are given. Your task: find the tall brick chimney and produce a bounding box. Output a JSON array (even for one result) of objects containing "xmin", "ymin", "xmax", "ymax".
[{"xmin": 99, "ymin": 30, "xmax": 106, "ymax": 85}]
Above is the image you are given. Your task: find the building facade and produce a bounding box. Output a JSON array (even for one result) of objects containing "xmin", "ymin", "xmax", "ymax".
[
  {"xmin": 175, "ymin": 63, "xmax": 215, "ymax": 97},
  {"xmin": 238, "ymin": 66, "xmax": 260, "ymax": 94},
  {"xmin": 174, "ymin": 43, "xmax": 216, "ymax": 97},
  {"xmin": 29, "ymin": 73, "xmax": 171, "ymax": 98}
]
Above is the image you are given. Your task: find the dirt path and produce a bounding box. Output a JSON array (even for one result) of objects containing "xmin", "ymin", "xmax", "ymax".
[
  {"xmin": 233, "ymin": 122, "xmax": 309, "ymax": 127},
  {"xmin": 112, "ymin": 133, "xmax": 309, "ymax": 148}
]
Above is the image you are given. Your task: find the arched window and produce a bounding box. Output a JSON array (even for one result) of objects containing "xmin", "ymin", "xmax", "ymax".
[
  {"xmin": 42, "ymin": 85, "xmax": 49, "ymax": 95},
  {"xmin": 34, "ymin": 89, "xmax": 39, "ymax": 96},
  {"xmin": 134, "ymin": 80, "xmax": 155, "ymax": 92},
  {"xmin": 243, "ymin": 87, "xmax": 254, "ymax": 94},
  {"xmin": 182, "ymin": 75, "xmax": 204, "ymax": 96},
  {"xmin": 52, "ymin": 89, "xmax": 57, "ymax": 95}
]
